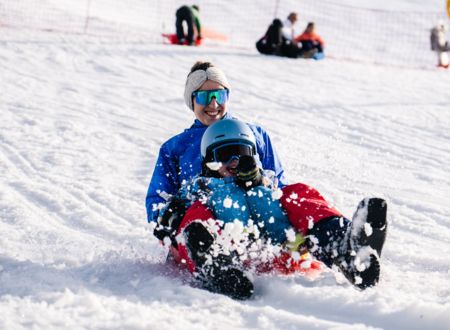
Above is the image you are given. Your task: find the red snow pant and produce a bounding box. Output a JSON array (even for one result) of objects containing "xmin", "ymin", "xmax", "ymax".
[{"xmin": 168, "ymin": 183, "xmax": 342, "ymax": 274}]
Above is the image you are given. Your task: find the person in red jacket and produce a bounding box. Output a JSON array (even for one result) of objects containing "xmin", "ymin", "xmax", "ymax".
[{"xmin": 294, "ymin": 22, "xmax": 325, "ymax": 58}]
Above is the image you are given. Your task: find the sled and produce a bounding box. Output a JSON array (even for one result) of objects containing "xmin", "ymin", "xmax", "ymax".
[
  {"xmin": 168, "ymin": 243, "xmax": 323, "ymax": 280},
  {"xmin": 313, "ymin": 52, "xmax": 325, "ymax": 60},
  {"xmin": 162, "ymin": 27, "xmax": 229, "ymax": 46},
  {"xmin": 254, "ymin": 251, "xmax": 324, "ymax": 279},
  {"xmin": 161, "ymin": 33, "xmax": 202, "ymax": 46},
  {"xmin": 300, "ymin": 50, "xmax": 325, "ymax": 60}
]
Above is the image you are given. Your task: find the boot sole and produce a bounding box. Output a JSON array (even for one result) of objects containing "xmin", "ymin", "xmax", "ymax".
[
  {"xmin": 356, "ymin": 198, "xmax": 387, "ymax": 257},
  {"xmin": 354, "ymin": 254, "xmax": 380, "ymax": 289}
]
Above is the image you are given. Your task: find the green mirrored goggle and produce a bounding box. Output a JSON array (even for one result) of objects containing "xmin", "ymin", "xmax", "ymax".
[{"xmin": 192, "ymin": 89, "xmax": 229, "ymax": 106}]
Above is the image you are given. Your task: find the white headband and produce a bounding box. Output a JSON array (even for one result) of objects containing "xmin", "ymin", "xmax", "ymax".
[{"xmin": 184, "ymin": 67, "xmax": 231, "ymax": 110}]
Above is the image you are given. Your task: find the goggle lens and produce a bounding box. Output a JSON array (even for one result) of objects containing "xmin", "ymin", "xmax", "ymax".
[
  {"xmin": 193, "ymin": 89, "xmax": 229, "ymax": 106},
  {"xmin": 211, "ymin": 143, "xmax": 254, "ymax": 164}
]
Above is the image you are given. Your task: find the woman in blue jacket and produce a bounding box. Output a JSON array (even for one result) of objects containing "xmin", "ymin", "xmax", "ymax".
[{"xmin": 145, "ymin": 61, "xmax": 286, "ymax": 223}]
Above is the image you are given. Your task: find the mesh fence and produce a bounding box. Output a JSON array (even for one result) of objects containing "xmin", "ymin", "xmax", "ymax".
[{"xmin": 0, "ymin": 0, "xmax": 446, "ymax": 67}]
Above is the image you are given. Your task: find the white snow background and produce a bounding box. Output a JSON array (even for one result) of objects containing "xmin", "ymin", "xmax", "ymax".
[{"xmin": 1, "ymin": 0, "xmax": 450, "ymax": 329}]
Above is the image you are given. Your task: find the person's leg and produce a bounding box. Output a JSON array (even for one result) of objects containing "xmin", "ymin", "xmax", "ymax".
[
  {"xmin": 279, "ymin": 42, "xmax": 299, "ymax": 58},
  {"xmin": 176, "ymin": 201, "xmax": 254, "ymax": 299},
  {"xmin": 175, "ymin": 201, "xmax": 215, "ymax": 272},
  {"xmin": 280, "ymin": 183, "xmax": 387, "ymax": 288},
  {"xmin": 185, "ymin": 12, "xmax": 195, "ymax": 44},
  {"xmin": 307, "ymin": 198, "xmax": 387, "ymax": 289},
  {"xmin": 438, "ymin": 51, "xmax": 449, "ymax": 68},
  {"xmin": 175, "ymin": 19, "xmax": 185, "ymax": 43},
  {"xmin": 175, "ymin": 7, "xmax": 190, "ymax": 44},
  {"xmin": 298, "ymin": 41, "xmax": 321, "ymax": 58},
  {"xmin": 307, "ymin": 215, "xmax": 351, "ymax": 268},
  {"xmin": 315, "ymin": 43, "xmax": 324, "ymax": 53},
  {"xmin": 280, "ymin": 183, "xmax": 342, "ymax": 236}
]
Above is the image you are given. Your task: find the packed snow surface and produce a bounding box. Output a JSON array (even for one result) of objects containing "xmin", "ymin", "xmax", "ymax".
[{"xmin": 1, "ymin": 0, "xmax": 449, "ymax": 329}]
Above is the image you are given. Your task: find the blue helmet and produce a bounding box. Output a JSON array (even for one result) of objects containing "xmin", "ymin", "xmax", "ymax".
[{"xmin": 201, "ymin": 119, "xmax": 257, "ymax": 163}]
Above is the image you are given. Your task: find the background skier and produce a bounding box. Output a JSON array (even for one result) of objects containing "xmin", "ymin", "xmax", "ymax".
[
  {"xmin": 256, "ymin": 18, "xmax": 284, "ymax": 55},
  {"xmin": 430, "ymin": 21, "xmax": 450, "ymax": 68},
  {"xmin": 294, "ymin": 22, "xmax": 325, "ymax": 58},
  {"xmin": 175, "ymin": 5, "xmax": 202, "ymax": 45}
]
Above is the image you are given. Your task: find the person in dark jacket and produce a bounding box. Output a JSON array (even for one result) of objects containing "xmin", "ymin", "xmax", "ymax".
[
  {"xmin": 256, "ymin": 18, "xmax": 300, "ymax": 58},
  {"xmin": 256, "ymin": 18, "xmax": 284, "ymax": 55},
  {"xmin": 145, "ymin": 61, "xmax": 287, "ymax": 223},
  {"xmin": 175, "ymin": 5, "xmax": 202, "ymax": 45}
]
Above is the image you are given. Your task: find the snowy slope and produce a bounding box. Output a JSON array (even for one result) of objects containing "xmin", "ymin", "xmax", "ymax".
[{"xmin": 1, "ymin": 1, "xmax": 450, "ymax": 329}]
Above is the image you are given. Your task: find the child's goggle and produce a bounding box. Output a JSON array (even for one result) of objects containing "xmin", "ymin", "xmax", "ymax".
[
  {"xmin": 208, "ymin": 143, "xmax": 255, "ymax": 164},
  {"xmin": 192, "ymin": 89, "xmax": 229, "ymax": 106}
]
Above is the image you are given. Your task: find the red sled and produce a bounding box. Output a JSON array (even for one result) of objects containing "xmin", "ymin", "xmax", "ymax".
[{"xmin": 162, "ymin": 33, "xmax": 202, "ymax": 46}]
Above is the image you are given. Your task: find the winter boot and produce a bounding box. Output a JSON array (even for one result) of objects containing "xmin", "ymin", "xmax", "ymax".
[
  {"xmin": 351, "ymin": 198, "xmax": 387, "ymax": 258},
  {"xmin": 197, "ymin": 254, "xmax": 254, "ymax": 300},
  {"xmin": 184, "ymin": 222, "xmax": 254, "ymax": 300},
  {"xmin": 307, "ymin": 198, "xmax": 387, "ymax": 289}
]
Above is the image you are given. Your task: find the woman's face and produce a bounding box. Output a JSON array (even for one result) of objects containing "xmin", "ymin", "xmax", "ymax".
[{"xmin": 193, "ymin": 80, "xmax": 228, "ymax": 126}]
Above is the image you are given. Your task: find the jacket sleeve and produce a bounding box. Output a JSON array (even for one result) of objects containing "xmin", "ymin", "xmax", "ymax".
[
  {"xmin": 252, "ymin": 126, "xmax": 288, "ymax": 187},
  {"xmin": 193, "ymin": 11, "xmax": 201, "ymax": 37},
  {"xmin": 145, "ymin": 143, "xmax": 179, "ymax": 223}
]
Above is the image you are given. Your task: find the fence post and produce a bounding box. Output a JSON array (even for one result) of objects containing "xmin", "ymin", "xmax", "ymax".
[
  {"xmin": 84, "ymin": 0, "xmax": 92, "ymax": 34},
  {"xmin": 273, "ymin": 0, "xmax": 280, "ymax": 18}
]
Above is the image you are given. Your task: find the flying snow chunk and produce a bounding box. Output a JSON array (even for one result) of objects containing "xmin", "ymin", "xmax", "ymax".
[
  {"xmin": 285, "ymin": 228, "xmax": 296, "ymax": 242},
  {"xmin": 272, "ymin": 188, "xmax": 283, "ymax": 200},
  {"xmin": 163, "ymin": 237, "xmax": 171, "ymax": 246},
  {"xmin": 223, "ymin": 197, "xmax": 233, "ymax": 208},
  {"xmin": 289, "ymin": 192, "xmax": 298, "ymax": 199},
  {"xmin": 301, "ymin": 260, "xmax": 312, "ymax": 269},
  {"xmin": 364, "ymin": 222, "xmax": 373, "ymax": 236},
  {"xmin": 206, "ymin": 162, "xmax": 222, "ymax": 171},
  {"xmin": 291, "ymin": 251, "xmax": 301, "ymax": 261}
]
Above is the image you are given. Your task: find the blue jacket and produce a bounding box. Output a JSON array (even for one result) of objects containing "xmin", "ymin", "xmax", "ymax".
[
  {"xmin": 162, "ymin": 176, "xmax": 291, "ymax": 244},
  {"xmin": 146, "ymin": 113, "xmax": 287, "ymax": 222}
]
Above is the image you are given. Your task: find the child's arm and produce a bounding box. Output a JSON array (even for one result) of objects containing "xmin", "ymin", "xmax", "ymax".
[
  {"xmin": 236, "ymin": 155, "xmax": 263, "ymax": 190},
  {"xmin": 153, "ymin": 176, "xmax": 212, "ymax": 245}
]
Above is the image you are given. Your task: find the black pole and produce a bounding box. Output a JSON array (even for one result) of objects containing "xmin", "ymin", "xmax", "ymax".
[
  {"xmin": 84, "ymin": 0, "xmax": 92, "ymax": 34},
  {"xmin": 273, "ymin": 0, "xmax": 280, "ymax": 18}
]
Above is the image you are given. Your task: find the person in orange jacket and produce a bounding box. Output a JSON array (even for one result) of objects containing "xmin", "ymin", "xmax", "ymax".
[{"xmin": 294, "ymin": 22, "xmax": 325, "ymax": 58}]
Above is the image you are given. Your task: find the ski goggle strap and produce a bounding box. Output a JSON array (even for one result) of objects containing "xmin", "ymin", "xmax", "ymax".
[
  {"xmin": 192, "ymin": 89, "xmax": 229, "ymax": 106},
  {"xmin": 207, "ymin": 143, "xmax": 255, "ymax": 164}
]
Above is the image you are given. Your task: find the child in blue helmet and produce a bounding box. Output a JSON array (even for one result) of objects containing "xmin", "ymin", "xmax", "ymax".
[
  {"xmin": 171, "ymin": 119, "xmax": 291, "ymax": 243},
  {"xmin": 154, "ymin": 119, "xmax": 295, "ymax": 299},
  {"xmin": 154, "ymin": 119, "xmax": 388, "ymax": 300}
]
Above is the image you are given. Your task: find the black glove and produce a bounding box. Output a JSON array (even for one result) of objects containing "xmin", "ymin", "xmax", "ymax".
[
  {"xmin": 153, "ymin": 198, "xmax": 187, "ymax": 247},
  {"xmin": 236, "ymin": 155, "xmax": 263, "ymax": 190}
]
